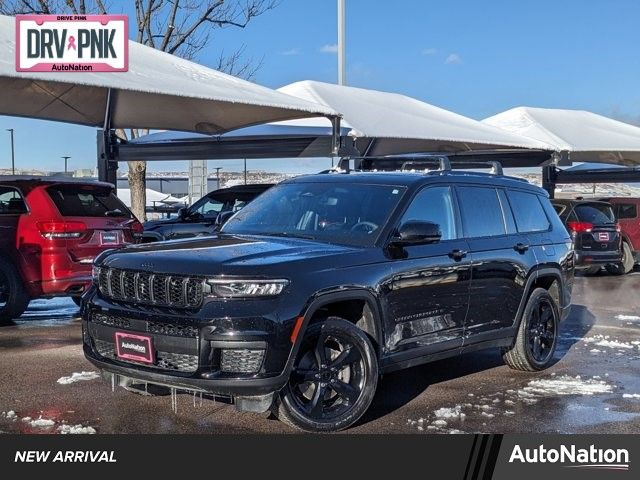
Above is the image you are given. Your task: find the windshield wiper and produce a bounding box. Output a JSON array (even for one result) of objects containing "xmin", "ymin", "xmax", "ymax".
[{"xmin": 259, "ymin": 232, "xmax": 316, "ymax": 240}]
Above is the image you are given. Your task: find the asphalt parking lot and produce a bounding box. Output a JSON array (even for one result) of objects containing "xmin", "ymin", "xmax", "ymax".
[{"xmin": 1, "ymin": 272, "xmax": 639, "ymax": 434}]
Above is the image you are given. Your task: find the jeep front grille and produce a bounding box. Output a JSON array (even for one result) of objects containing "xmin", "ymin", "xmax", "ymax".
[{"xmin": 97, "ymin": 267, "xmax": 204, "ymax": 308}]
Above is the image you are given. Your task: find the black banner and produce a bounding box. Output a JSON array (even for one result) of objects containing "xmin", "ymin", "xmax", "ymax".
[{"xmin": 0, "ymin": 434, "xmax": 637, "ymax": 478}]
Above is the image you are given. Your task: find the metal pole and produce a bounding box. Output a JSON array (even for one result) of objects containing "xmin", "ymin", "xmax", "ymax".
[
  {"xmin": 337, "ymin": 0, "xmax": 346, "ymax": 85},
  {"xmin": 215, "ymin": 167, "xmax": 222, "ymax": 188},
  {"xmin": 244, "ymin": 159, "xmax": 247, "ymax": 185},
  {"xmin": 62, "ymin": 156, "xmax": 71, "ymax": 173},
  {"xmin": 6, "ymin": 129, "xmax": 15, "ymax": 175}
]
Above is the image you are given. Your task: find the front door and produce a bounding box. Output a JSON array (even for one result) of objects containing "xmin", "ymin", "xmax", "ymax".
[{"xmin": 382, "ymin": 186, "xmax": 471, "ymax": 355}]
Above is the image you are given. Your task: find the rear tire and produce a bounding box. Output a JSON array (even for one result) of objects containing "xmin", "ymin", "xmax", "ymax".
[
  {"xmin": 0, "ymin": 257, "xmax": 30, "ymax": 325},
  {"xmin": 503, "ymin": 288, "xmax": 559, "ymax": 372},
  {"xmin": 274, "ymin": 317, "xmax": 378, "ymax": 432},
  {"xmin": 605, "ymin": 242, "xmax": 634, "ymax": 275}
]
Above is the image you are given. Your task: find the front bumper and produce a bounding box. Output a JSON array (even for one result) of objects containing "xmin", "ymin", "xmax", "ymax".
[
  {"xmin": 81, "ymin": 291, "xmax": 297, "ymax": 397},
  {"xmin": 574, "ymin": 249, "xmax": 622, "ymax": 268}
]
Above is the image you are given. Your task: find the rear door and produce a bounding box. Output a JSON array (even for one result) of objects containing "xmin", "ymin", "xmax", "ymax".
[
  {"xmin": 613, "ymin": 202, "xmax": 639, "ymax": 251},
  {"xmin": 45, "ymin": 184, "xmax": 136, "ymax": 264},
  {"xmin": 456, "ymin": 185, "xmax": 536, "ymax": 340}
]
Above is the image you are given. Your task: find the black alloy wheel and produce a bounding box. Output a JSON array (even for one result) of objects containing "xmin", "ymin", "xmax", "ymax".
[
  {"xmin": 275, "ymin": 318, "xmax": 378, "ymax": 432},
  {"xmin": 525, "ymin": 296, "xmax": 557, "ymax": 364},
  {"xmin": 502, "ymin": 288, "xmax": 559, "ymax": 371}
]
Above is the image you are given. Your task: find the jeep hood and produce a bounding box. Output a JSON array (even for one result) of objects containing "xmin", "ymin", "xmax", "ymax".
[{"xmin": 98, "ymin": 234, "xmax": 373, "ymax": 276}]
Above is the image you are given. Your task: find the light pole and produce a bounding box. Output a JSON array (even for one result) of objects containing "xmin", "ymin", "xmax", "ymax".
[
  {"xmin": 244, "ymin": 158, "xmax": 247, "ymax": 185},
  {"xmin": 337, "ymin": 0, "xmax": 346, "ymax": 85},
  {"xmin": 62, "ymin": 156, "xmax": 71, "ymax": 173},
  {"xmin": 215, "ymin": 167, "xmax": 222, "ymax": 187},
  {"xmin": 6, "ymin": 129, "xmax": 15, "ymax": 175}
]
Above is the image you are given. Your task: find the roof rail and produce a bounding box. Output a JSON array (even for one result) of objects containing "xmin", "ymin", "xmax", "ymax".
[
  {"xmin": 337, "ymin": 154, "xmax": 451, "ymax": 173},
  {"xmin": 449, "ymin": 160, "xmax": 503, "ymax": 175}
]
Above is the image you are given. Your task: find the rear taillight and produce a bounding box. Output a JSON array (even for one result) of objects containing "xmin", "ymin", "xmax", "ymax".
[
  {"xmin": 130, "ymin": 220, "xmax": 144, "ymax": 235},
  {"xmin": 37, "ymin": 221, "xmax": 87, "ymax": 239},
  {"xmin": 567, "ymin": 221, "xmax": 593, "ymax": 233}
]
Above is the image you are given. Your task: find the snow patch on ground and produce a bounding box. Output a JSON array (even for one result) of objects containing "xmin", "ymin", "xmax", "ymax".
[
  {"xmin": 433, "ymin": 406, "xmax": 466, "ymax": 419},
  {"xmin": 24, "ymin": 416, "xmax": 55, "ymax": 428},
  {"xmin": 623, "ymin": 393, "xmax": 640, "ymax": 399},
  {"xmin": 519, "ymin": 375, "xmax": 613, "ymax": 397},
  {"xmin": 57, "ymin": 371, "xmax": 100, "ymax": 385},
  {"xmin": 583, "ymin": 335, "xmax": 637, "ymax": 350},
  {"xmin": 616, "ymin": 315, "xmax": 640, "ymax": 321},
  {"xmin": 57, "ymin": 424, "xmax": 97, "ymax": 434},
  {"xmin": 1, "ymin": 411, "xmax": 17, "ymax": 420}
]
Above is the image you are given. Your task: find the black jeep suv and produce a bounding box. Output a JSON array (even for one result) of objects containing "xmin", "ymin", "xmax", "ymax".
[{"xmin": 82, "ymin": 160, "xmax": 574, "ymax": 432}]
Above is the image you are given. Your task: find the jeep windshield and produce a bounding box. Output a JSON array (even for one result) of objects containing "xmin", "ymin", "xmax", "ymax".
[{"xmin": 222, "ymin": 182, "xmax": 406, "ymax": 246}]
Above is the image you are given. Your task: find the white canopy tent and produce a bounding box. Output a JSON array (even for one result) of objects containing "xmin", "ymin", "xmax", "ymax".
[
  {"xmin": 276, "ymin": 81, "xmax": 553, "ymax": 156},
  {"xmin": 0, "ymin": 15, "xmax": 338, "ymax": 134},
  {"xmin": 117, "ymin": 188, "xmax": 187, "ymax": 209},
  {"xmin": 482, "ymin": 107, "xmax": 640, "ymax": 166}
]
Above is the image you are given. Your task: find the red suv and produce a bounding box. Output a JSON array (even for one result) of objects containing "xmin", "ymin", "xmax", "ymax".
[
  {"xmin": 0, "ymin": 177, "xmax": 141, "ymax": 323},
  {"xmin": 601, "ymin": 197, "xmax": 640, "ymax": 274}
]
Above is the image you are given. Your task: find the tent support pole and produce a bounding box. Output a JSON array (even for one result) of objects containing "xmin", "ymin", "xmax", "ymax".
[
  {"xmin": 330, "ymin": 116, "xmax": 341, "ymax": 155},
  {"xmin": 98, "ymin": 88, "xmax": 119, "ymax": 185},
  {"xmin": 542, "ymin": 165, "xmax": 557, "ymax": 198}
]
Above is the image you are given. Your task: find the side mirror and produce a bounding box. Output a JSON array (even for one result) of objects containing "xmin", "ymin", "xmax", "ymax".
[
  {"xmin": 178, "ymin": 207, "xmax": 189, "ymax": 220},
  {"xmin": 392, "ymin": 221, "xmax": 442, "ymax": 246},
  {"xmin": 215, "ymin": 210, "xmax": 235, "ymax": 228}
]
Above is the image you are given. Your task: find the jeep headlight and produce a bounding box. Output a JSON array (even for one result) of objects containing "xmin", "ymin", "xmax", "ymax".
[{"xmin": 206, "ymin": 279, "xmax": 289, "ymax": 298}]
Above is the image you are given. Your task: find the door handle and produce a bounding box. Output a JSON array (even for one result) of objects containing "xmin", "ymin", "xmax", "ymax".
[
  {"xmin": 514, "ymin": 243, "xmax": 530, "ymax": 253},
  {"xmin": 448, "ymin": 249, "xmax": 468, "ymax": 261}
]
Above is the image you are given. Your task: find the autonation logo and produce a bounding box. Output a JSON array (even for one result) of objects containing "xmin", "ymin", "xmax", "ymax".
[{"xmin": 509, "ymin": 444, "xmax": 630, "ymax": 471}]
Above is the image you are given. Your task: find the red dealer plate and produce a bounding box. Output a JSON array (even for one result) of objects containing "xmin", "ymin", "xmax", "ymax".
[
  {"xmin": 115, "ymin": 332, "xmax": 154, "ymax": 364},
  {"xmin": 598, "ymin": 232, "xmax": 610, "ymax": 241}
]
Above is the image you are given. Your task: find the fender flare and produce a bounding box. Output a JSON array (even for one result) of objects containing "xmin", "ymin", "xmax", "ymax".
[
  {"xmin": 281, "ymin": 289, "xmax": 385, "ymax": 377},
  {"xmin": 513, "ymin": 267, "xmax": 565, "ymax": 330}
]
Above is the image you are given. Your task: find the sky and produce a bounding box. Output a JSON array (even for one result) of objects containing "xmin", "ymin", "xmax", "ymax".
[{"xmin": 2, "ymin": 0, "xmax": 640, "ymax": 174}]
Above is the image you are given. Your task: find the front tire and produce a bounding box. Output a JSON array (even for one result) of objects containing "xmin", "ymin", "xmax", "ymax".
[
  {"xmin": 274, "ymin": 317, "xmax": 378, "ymax": 432},
  {"xmin": 0, "ymin": 257, "xmax": 30, "ymax": 325},
  {"xmin": 605, "ymin": 242, "xmax": 634, "ymax": 275},
  {"xmin": 503, "ymin": 288, "xmax": 559, "ymax": 372}
]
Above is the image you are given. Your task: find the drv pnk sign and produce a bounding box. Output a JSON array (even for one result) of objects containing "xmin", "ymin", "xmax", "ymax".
[{"xmin": 16, "ymin": 15, "xmax": 128, "ymax": 72}]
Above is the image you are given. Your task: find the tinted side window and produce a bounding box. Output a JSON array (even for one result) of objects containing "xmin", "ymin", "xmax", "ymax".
[
  {"xmin": 400, "ymin": 186, "xmax": 456, "ymax": 240},
  {"xmin": 617, "ymin": 203, "xmax": 637, "ymax": 219},
  {"xmin": 507, "ymin": 190, "xmax": 550, "ymax": 233},
  {"xmin": 457, "ymin": 186, "xmax": 505, "ymax": 238},
  {"xmin": 0, "ymin": 186, "xmax": 27, "ymax": 214}
]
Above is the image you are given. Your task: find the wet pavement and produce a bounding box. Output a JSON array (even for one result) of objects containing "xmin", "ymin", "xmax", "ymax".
[{"xmin": 0, "ymin": 274, "xmax": 639, "ymax": 434}]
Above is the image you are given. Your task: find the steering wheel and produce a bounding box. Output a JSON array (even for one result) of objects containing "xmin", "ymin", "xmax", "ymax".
[{"xmin": 351, "ymin": 221, "xmax": 378, "ymax": 233}]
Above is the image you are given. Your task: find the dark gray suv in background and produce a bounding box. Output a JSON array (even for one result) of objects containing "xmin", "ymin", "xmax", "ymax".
[{"xmin": 82, "ymin": 158, "xmax": 574, "ymax": 432}]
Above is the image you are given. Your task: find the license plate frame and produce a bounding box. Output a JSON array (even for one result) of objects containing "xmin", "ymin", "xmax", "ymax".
[
  {"xmin": 100, "ymin": 231, "xmax": 119, "ymax": 245},
  {"xmin": 115, "ymin": 332, "xmax": 154, "ymax": 364},
  {"xmin": 597, "ymin": 232, "xmax": 610, "ymax": 242}
]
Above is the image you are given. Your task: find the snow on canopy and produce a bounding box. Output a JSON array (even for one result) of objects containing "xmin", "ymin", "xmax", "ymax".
[
  {"xmin": 483, "ymin": 107, "xmax": 640, "ymax": 166},
  {"xmin": 275, "ymin": 80, "xmax": 553, "ymax": 156}
]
